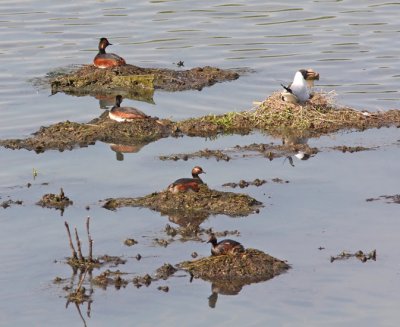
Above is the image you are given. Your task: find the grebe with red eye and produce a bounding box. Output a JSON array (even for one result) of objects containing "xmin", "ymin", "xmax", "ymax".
[
  {"xmin": 93, "ymin": 37, "xmax": 126, "ymax": 69},
  {"xmin": 207, "ymin": 233, "xmax": 244, "ymax": 256},
  {"xmin": 168, "ymin": 166, "xmax": 205, "ymax": 193},
  {"xmin": 109, "ymin": 95, "xmax": 150, "ymax": 122}
]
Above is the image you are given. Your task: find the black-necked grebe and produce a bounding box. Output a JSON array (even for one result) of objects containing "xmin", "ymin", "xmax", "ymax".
[
  {"xmin": 207, "ymin": 233, "xmax": 244, "ymax": 256},
  {"xmin": 109, "ymin": 95, "xmax": 149, "ymax": 122},
  {"xmin": 168, "ymin": 166, "xmax": 205, "ymax": 193},
  {"xmin": 93, "ymin": 37, "xmax": 126, "ymax": 69}
]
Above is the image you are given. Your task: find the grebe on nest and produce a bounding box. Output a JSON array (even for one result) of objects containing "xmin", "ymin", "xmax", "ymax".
[
  {"xmin": 168, "ymin": 166, "xmax": 205, "ymax": 193},
  {"xmin": 207, "ymin": 233, "xmax": 244, "ymax": 256},
  {"xmin": 109, "ymin": 95, "xmax": 150, "ymax": 122},
  {"xmin": 93, "ymin": 37, "xmax": 126, "ymax": 68}
]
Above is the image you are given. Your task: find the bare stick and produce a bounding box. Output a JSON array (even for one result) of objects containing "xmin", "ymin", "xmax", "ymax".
[
  {"xmin": 75, "ymin": 227, "xmax": 84, "ymax": 262},
  {"xmin": 76, "ymin": 268, "xmax": 88, "ymax": 293},
  {"xmin": 86, "ymin": 217, "xmax": 93, "ymax": 262},
  {"xmin": 64, "ymin": 221, "xmax": 78, "ymax": 260}
]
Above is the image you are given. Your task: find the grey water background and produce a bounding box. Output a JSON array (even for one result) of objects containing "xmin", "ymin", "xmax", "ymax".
[{"xmin": 0, "ymin": 0, "xmax": 400, "ymax": 326}]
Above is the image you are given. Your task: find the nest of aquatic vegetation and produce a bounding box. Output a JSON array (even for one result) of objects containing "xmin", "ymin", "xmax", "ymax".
[
  {"xmin": 50, "ymin": 64, "xmax": 239, "ymax": 97},
  {"xmin": 102, "ymin": 185, "xmax": 262, "ymax": 218},
  {"xmin": 177, "ymin": 92, "xmax": 400, "ymax": 138},
  {"xmin": 0, "ymin": 112, "xmax": 172, "ymax": 152},
  {"xmin": 178, "ymin": 249, "xmax": 289, "ymax": 283}
]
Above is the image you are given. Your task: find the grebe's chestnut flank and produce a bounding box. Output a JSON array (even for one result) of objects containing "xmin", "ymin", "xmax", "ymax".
[
  {"xmin": 93, "ymin": 37, "xmax": 126, "ymax": 69},
  {"xmin": 168, "ymin": 166, "xmax": 205, "ymax": 193}
]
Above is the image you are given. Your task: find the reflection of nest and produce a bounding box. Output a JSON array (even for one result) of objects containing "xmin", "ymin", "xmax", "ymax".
[
  {"xmin": 165, "ymin": 210, "xmax": 209, "ymax": 228},
  {"xmin": 208, "ymin": 280, "xmax": 244, "ymax": 309},
  {"xmin": 211, "ymin": 280, "xmax": 243, "ymax": 296}
]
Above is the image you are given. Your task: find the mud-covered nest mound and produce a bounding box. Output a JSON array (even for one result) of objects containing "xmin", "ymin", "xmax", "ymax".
[
  {"xmin": 50, "ymin": 64, "xmax": 239, "ymax": 97},
  {"xmin": 0, "ymin": 112, "xmax": 173, "ymax": 152},
  {"xmin": 178, "ymin": 249, "xmax": 289, "ymax": 283},
  {"xmin": 176, "ymin": 92, "xmax": 400, "ymax": 138},
  {"xmin": 102, "ymin": 185, "xmax": 262, "ymax": 217}
]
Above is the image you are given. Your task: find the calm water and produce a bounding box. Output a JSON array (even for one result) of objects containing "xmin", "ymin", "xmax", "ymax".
[{"xmin": 1, "ymin": 1, "xmax": 400, "ymax": 326}]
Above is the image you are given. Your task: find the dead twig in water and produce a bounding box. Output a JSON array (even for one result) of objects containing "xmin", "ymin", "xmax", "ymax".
[
  {"xmin": 64, "ymin": 221, "xmax": 78, "ymax": 260},
  {"xmin": 86, "ymin": 217, "xmax": 93, "ymax": 262},
  {"xmin": 75, "ymin": 227, "xmax": 84, "ymax": 262}
]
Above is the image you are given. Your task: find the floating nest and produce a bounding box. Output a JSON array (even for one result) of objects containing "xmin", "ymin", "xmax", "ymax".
[
  {"xmin": 0, "ymin": 112, "xmax": 173, "ymax": 153},
  {"xmin": 176, "ymin": 92, "xmax": 400, "ymax": 138},
  {"xmin": 178, "ymin": 248, "xmax": 289, "ymax": 283},
  {"xmin": 50, "ymin": 64, "xmax": 239, "ymax": 100},
  {"xmin": 102, "ymin": 185, "xmax": 262, "ymax": 220},
  {"xmin": 2, "ymin": 92, "xmax": 400, "ymax": 153}
]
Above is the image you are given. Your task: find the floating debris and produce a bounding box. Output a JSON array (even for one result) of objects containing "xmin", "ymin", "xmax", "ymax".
[
  {"xmin": 330, "ymin": 249, "xmax": 377, "ymax": 263},
  {"xmin": 92, "ymin": 270, "xmax": 130, "ymax": 290},
  {"xmin": 37, "ymin": 188, "xmax": 72, "ymax": 214},
  {"xmin": 155, "ymin": 263, "xmax": 177, "ymax": 280},
  {"xmin": 123, "ymin": 238, "xmax": 138, "ymax": 247},
  {"xmin": 222, "ymin": 178, "xmax": 267, "ymax": 189},
  {"xmin": 366, "ymin": 194, "xmax": 400, "ymax": 204},
  {"xmin": 333, "ymin": 145, "xmax": 372, "ymax": 153},
  {"xmin": 160, "ymin": 149, "xmax": 231, "ymax": 162},
  {"xmin": 133, "ymin": 274, "xmax": 153, "ymax": 288},
  {"xmin": 1, "ymin": 199, "xmax": 23, "ymax": 209},
  {"xmin": 157, "ymin": 286, "xmax": 170, "ymax": 292}
]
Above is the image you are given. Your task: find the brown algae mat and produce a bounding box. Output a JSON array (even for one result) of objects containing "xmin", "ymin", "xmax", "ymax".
[
  {"xmin": 102, "ymin": 185, "xmax": 262, "ymax": 218},
  {"xmin": 178, "ymin": 249, "xmax": 289, "ymax": 284},
  {"xmin": 50, "ymin": 64, "xmax": 240, "ymax": 97}
]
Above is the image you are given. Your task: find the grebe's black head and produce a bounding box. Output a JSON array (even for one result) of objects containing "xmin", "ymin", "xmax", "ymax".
[
  {"xmin": 207, "ymin": 233, "xmax": 217, "ymax": 245},
  {"xmin": 192, "ymin": 166, "xmax": 205, "ymax": 176},
  {"xmin": 98, "ymin": 37, "xmax": 112, "ymax": 51},
  {"xmin": 115, "ymin": 95, "xmax": 123, "ymax": 107}
]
